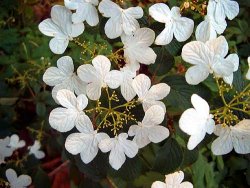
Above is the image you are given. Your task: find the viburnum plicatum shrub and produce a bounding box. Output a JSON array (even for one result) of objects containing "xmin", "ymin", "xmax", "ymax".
[{"xmin": 1, "ymin": 0, "xmax": 245, "ymax": 187}]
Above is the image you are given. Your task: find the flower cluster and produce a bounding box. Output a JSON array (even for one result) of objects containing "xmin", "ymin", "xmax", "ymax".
[{"xmin": 38, "ymin": 0, "xmax": 250, "ymax": 175}]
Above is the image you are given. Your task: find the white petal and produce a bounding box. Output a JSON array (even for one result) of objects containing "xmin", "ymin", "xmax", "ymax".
[
  {"xmin": 77, "ymin": 64, "xmax": 99, "ymax": 83},
  {"xmin": 181, "ymin": 41, "xmax": 211, "ymax": 65},
  {"xmin": 173, "ymin": 13, "xmax": 194, "ymax": 42},
  {"xmin": 105, "ymin": 70, "xmax": 122, "ymax": 89},
  {"xmin": 226, "ymin": 53, "xmax": 239, "ymax": 72},
  {"xmin": 75, "ymin": 114, "xmax": 94, "ymax": 133},
  {"xmin": 151, "ymin": 181, "xmax": 166, "ymax": 188},
  {"xmin": 206, "ymin": 36, "xmax": 228, "ymax": 58},
  {"xmin": 132, "ymin": 74, "xmax": 151, "ymax": 99},
  {"xmin": 109, "ymin": 144, "xmax": 126, "ymax": 170},
  {"xmin": 130, "ymin": 126, "xmax": 151, "ymax": 148},
  {"xmin": 185, "ymin": 65, "xmax": 210, "ymax": 85},
  {"xmin": 76, "ymin": 94, "xmax": 88, "ymax": 110},
  {"xmin": 86, "ymin": 82, "xmax": 102, "ymax": 100},
  {"xmin": 6, "ymin": 168, "xmax": 17, "ymax": 183},
  {"xmin": 121, "ymin": 80, "xmax": 136, "ymax": 102},
  {"xmin": 70, "ymin": 23, "xmax": 85, "ymax": 37},
  {"xmin": 57, "ymin": 56, "xmax": 74, "ymax": 75},
  {"xmin": 65, "ymin": 133, "xmax": 85, "ymax": 155},
  {"xmin": 195, "ymin": 18, "xmax": 217, "ymax": 42},
  {"xmin": 51, "ymin": 5, "xmax": 72, "ymax": 30},
  {"xmin": 142, "ymin": 105, "xmax": 165, "ymax": 125},
  {"xmin": 49, "ymin": 37, "xmax": 69, "ymax": 54},
  {"xmin": 165, "ymin": 171, "xmax": 184, "ymax": 185},
  {"xmin": 191, "ymin": 94, "xmax": 209, "ymax": 118},
  {"xmin": 211, "ymin": 125, "xmax": 233, "ymax": 155},
  {"xmin": 34, "ymin": 150, "xmax": 45, "ymax": 159},
  {"xmin": 142, "ymin": 100, "xmax": 166, "ymax": 113},
  {"xmin": 129, "ymin": 47, "xmax": 157, "ymax": 65},
  {"xmin": 49, "ymin": 108, "xmax": 77, "ymax": 132},
  {"xmin": 98, "ymin": 0, "xmax": 121, "ymax": 17},
  {"xmin": 231, "ymin": 120, "xmax": 250, "ymax": 154},
  {"xmin": 212, "ymin": 58, "xmax": 234, "ymax": 77},
  {"xmin": 149, "ymin": 3, "xmax": 171, "ymax": 23},
  {"xmin": 148, "ymin": 83, "xmax": 170, "ymax": 101},
  {"xmin": 72, "ymin": 75, "xmax": 87, "ymax": 95},
  {"xmin": 223, "ymin": 74, "xmax": 234, "ymax": 85},
  {"xmin": 16, "ymin": 175, "xmax": 32, "ymax": 187},
  {"xmin": 38, "ymin": 18, "xmax": 63, "ymax": 37},
  {"xmin": 214, "ymin": 1, "xmax": 226, "ymax": 22},
  {"xmin": 124, "ymin": 7, "xmax": 143, "ymax": 19},
  {"xmin": 64, "ymin": 0, "xmax": 78, "ymax": 10},
  {"xmin": 179, "ymin": 109, "xmax": 204, "ymax": 136},
  {"xmin": 92, "ymin": 55, "xmax": 111, "ymax": 79},
  {"xmin": 56, "ymin": 89, "xmax": 77, "ymax": 109},
  {"xmin": 120, "ymin": 139, "xmax": 138, "ymax": 158},
  {"xmin": 223, "ymin": 0, "xmax": 239, "ymax": 20},
  {"xmin": 180, "ymin": 182, "xmax": 193, "ymax": 188},
  {"xmin": 105, "ymin": 17, "xmax": 123, "ymax": 39},
  {"xmin": 80, "ymin": 137, "xmax": 99, "ymax": 164},
  {"xmin": 43, "ymin": 67, "xmax": 66, "ymax": 86},
  {"xmin": 99, "ymin": 137, "xmax": 113, "ymax": 153},
  {"xmin": 132, "ymin": 28, "xmax": 155, "ymax": 47},
  {"xmin": 246, "ymin": 57, "xmax": 250, "ymax": 80},
  {"xmin": 148, "ymin": 125, "xmax": 169, "ymax": 144},
  {"xmin": 187, "ymin": 132, "xmax": 206, "ymax": 150},
  {"xmin": 85, "ymin": 5, "xmax": 99, "ymax": 26},
  {"xmin": 155, "ymin": 25, "xmax": 174, "ymax": 45}
]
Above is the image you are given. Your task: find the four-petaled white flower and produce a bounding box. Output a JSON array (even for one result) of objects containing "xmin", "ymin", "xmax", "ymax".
[
  {"xmin": 49, "ymin": 89, "xmax": 89, "ymax": 132},
  {"xmin": 28, "ymin": 140, "xmax": 45, "ymax": 159},
  {"xmin": 179, "ymin": 94, "xmax": 215, "ymax": 150},
  {"xmin": 246, "ymin": 57, "xmax": 250, "ymax": 80},
  {"xmin": 208, "ymin": 0, "xmax": 239, "ymax": 23},
  {"xmin": 120, "ymin": 66, "xmax": 137, "ymax": 101},
  {"xmin": 149, "ymin": 3, "xmax": 194, "ymax": 45},
  {"xmin": 43, "ymin": 56, "xmax": 86, "ymax": 103},
  {"xmin": 6, "ymin": 168, "xmax": 32, "ymax": 188},
  {"xmin": 128, "ymin": 105, "xmax": 169, "ymax": 148},
  {"xmin": 65, "ymin": 115, "xmax": 109, "ymax": 163},
  {"xmin": 151, "ymin": 171, "xmax": 193, "ymax": 188},
  {"xmin": 99, "ymin": 133, "xmax": 138, "ymax": 170},
  {"xmin": 64, "ymin": 0, "xmax": 99, "ymax": 26},
  {"xmin": 98, "ymin": 0, "xmax": 143, "ymax": 39},
  {"xmin": 211, "ymin": 119, "xmax": 250, "ymax": 155},
  {"xmin": 77, "ymin": 55, "xmax": 122, "ymax": 100},
  {"xmin": 195, "ymin": 1, "xmax": 227, "ymax": 42},
  {"xmin": 0, "ymin": 137, "xmax": 13, "ymax": 164},
  {"xmin": 38, "ymin": 5, "xmax": 85, "ymax": 54},
  {"xmin": 182, "ymin": 36, "xmax": 239, "ymax": 85},
  {"xmin": 121, "ymin": 28, "xmax": 157, "ymax": 71},
  {"xmin": 8, "ymin": 134, "xmax": 25, "ymax": 150},
  {"xmin": 132, "ymin": 74, "xmax": 170, "ymax": 112}
]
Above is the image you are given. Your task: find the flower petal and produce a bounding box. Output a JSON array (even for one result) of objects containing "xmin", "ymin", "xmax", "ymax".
[
  {"xmin": 105, "ymin": 70, "xmax": 122, "ymax": 89},
  {"xmin": 149, "ymin": 3, "xmax": 171, "ymax": 23},
  {"xmin": 206, "ymin": 36, "xmax": 228, "ymax": 58},
  {"xmin": 77, "ymin": 64, "xmax": 99, "ymax": 83},
  {"xmin": 76, "ymin": 94, "xmax": 88, "ymax": 110},
  {"xmin": 185, "ymin": 65, "xmax": 210, "ymax": 85},
  {"xmin": 49, "ymin": 37, "xmax": 69, "ymax": 54},
  {"xmin": 148, "ymin": 83, "xmax": 170, "ymax": 101},
  {"xmin": 86, "ymin": 82, "xmax": 102, "ymax": 100},
  {"xmin": 148, "ymin": 125, "xmax": 169, "ymax": 144},
  {"xmin": 187, "ymin": 132, "xmax": 206, "ymax": 150},
  {"xmin": 132, "ymin": 74, "xmax": 151, "ymax": 99},
  {"xmin": 56, "ymin": 89, "xmax": 77, "ymax": 109},
  {"xmin": 155, "ymin": 25, "xmax": 174, "ymax": 45},
  {"xmin": 142, "ymin": 105, "xmax": 165, "ymax": 125},
  {"xmin": 92, "ymin": 55, "xmax": 111, "ymax": 79}
]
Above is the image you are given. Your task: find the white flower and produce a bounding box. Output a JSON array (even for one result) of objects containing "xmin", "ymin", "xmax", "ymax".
[
  {"xmin": 64, "ymin": 0, "xmax": 99, "ymax": 26},
  {"xmin": 211, "ymin": 119, "xmax": 250, "ymax": 155},
  {"xmin": 132, "ymin": 74, "xmax": 170, "ymax": 112},
  {"xmin": 0, "ymin": 137, "xmax": 13, "ymax": 164},
  {"xmin": 77, "ymin": 55, "xmax": 122, "ymax": 100},
  {"xmin": 6, "ymin": 168, "xmax": 32, "ymax": 188},
  {"xmin": 246, "ymin": 57, "xmax": 250, "ymax": 80},
  {"xmin": 28, "ymin": 140, "xmax": 45, "ymax": 159},
  {"xmin": 99, "ymin": 133, "xmax": 138, "ymax": 170},
  {"xmin": 128, "ymin": 105, "xmax": 169, "ymax": 148},
  {"xmin": 8, "ymin": 134, "xmax": 25, "ymax": 150},
  {"xmin": 149, "ymin": 3, "xmax": 194, "ymax": 45},
  {"xmin": 208, "ymin": 0, "xmax": 239, "ymax": 23},
  {"xmin": 151, "ymin": 171, "xmax": 193, "ymax": 188},
  {"xmin": 98, "ymin": 0, "xmax": 143, "ymax": 39},
  {"xmin": 38, "ymin": 5, "xmax": 85, "ymax": 54},
  {"xmin": 49, "ymin": 89, "xmax": 89, "ymax": 132},
  {"xmin": 65, "ymin": 115, "xmax": 109, "ymax": 163},
  {"xmin": 179, "ymin": 94, "xmax": 215, "ymax": 150},
  {"xmin": 120, "ymin": 66, "xmax": 137, "ymax": 101},
  {"xmin": 43, "ymin": 56, "xmax": 86, "ymax": 103},
  {"xmin": 121, "ymin": 28, "xmax": 157, "ymax": 71},
  {"xmin": 181, "ymin": 36, "xmax": 239, "ymax": 85},
  {"xmin": 195, "ymin": 1, "xmax": 227, "ymax": 42}
]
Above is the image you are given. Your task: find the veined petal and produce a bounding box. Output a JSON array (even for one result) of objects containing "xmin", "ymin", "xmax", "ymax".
[
  {"xmin": 148, "ymin": 125, "xmax": 169, "ymax": 144},
  {"xmin": 191, "ymin": 94, "xmax": 209, "ymax": 118},
  {"xmin": 92, "ymin": 55, "xmax": 111, "ymax": 79},
  {"xmin": 57, "ymin": 56, "xmax": 74, "ymax": 75},
  {"xmin": 98, "ymin": 0, "xmax": 121, "ymax": 17},
  {"xmin": 105, "ymin": 70, "xmax": 122, "ymax": 89},
  {"xmin": 148, "ymin": 83, "xmax": 170, "ymax": 101},
  {"xmin": 185, "ymin": 65, "xmax": 210, "ymax": 85},
  {"xmin": 70, "ymin": 23, "xmax": 85, "ymax": 37},
  {"xmin": 155, "ymin": 25, "xmax": 174, "ymax": 45},
  {"xmin": 49, "ymin": 108, "xmax": 77, "ymax": 132},
  {"xmin": 149, "ymin": 3, "xmax": 171, "ymax": 23},
  {"xmin": 133, "ymin": 28, "xmax": 155, "ymax": 47},
  {"xmin": 75, "ymin": 114, "xmax": 94, "ymax": 133},
  {"xmin": 109, "ymin": 144, "xmax": 126, "ymax": 170},
  {"xmin": 76, "ymin": 94, "xmax": 88, "ymax": 110},
  {"xmin": 105, "ymin": 16, "xmax": 123, "ymax": 39},
  {"xmin": 38, "ymin": 18, "xmax": 62, "ymax": 37},
  {"xmin": 174, "ymin": 17, "xmax": 194, "ymax": 42},
  {"xmin": 132, "ymin": 74, "xmax": 151, "ymax": 99},
  {"xmin": 56, "ymin": 89, "xmax": 77, "ymax": 109},
  {"xmin": 187, "ymin": 132, "xmax": 206, "ymax": 150},
  {"xmin": 49, "ymin": 37, "xmax": 69, "ymax": 54},
  {"xmin": 222, "ymin": 0, "xmax": 239, "ymax": 20},
  {"xmin": 86, "ymin": 82, "xmax": 102, "ymax": 100},
  {"xmin": 124, "ymin": 7, "xmax": 143, "ymax": 19},
  {"xmin": 77, "ymin": 64, "xmax": 99, "ymax": 83},
  {"xmin": 122, "ymin": 13, "xmax": 140, "ymax": 35},
  {"xmin": 65, "ymin": 133, "xmax": 85, "ymax": 155},
  {"xmin": 206, "ymin": 36, "xmax": 228, "ymax": 58},
  {"xmin": 142, "ymin": 105, "xmax": 165, "ymax": 125}
]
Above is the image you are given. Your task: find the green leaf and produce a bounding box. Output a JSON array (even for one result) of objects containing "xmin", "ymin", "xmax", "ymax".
[
  {"xmin": 153, "ymin": 138, "xmax": 183, "ymax": 174},
  {"xmin": 36, "ymin": 102, "xmax": 46, "ymax": 117},
  {"xmin": 164, "ymin": 39, "xmax": 183, "ymax": 56},
  {"xmin": 134, "ymin": 171, "xmax": 164, "ymax": 188},
  {"xmin": 33, "ymin": 168, "xmax": 51, "ymax": 188}
]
